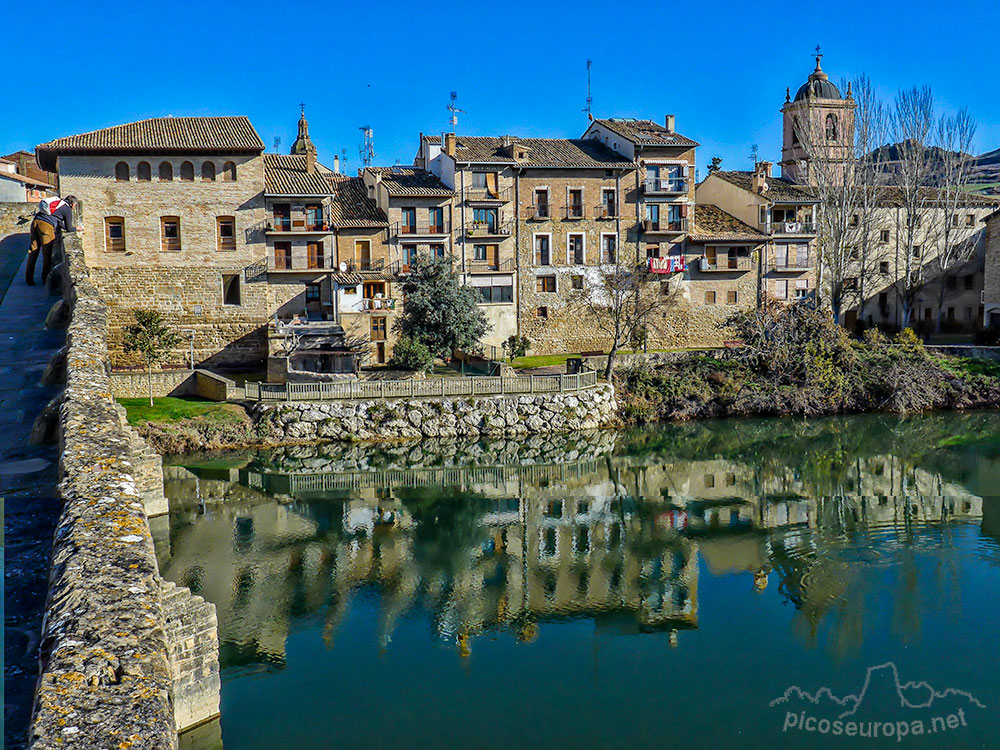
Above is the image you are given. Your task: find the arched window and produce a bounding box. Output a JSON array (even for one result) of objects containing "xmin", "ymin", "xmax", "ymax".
[
  {"xmin": 159, "ymin": 161, "xmax": 173, "ymax": 181},
  {"xmin": 137, "ymin": 161, "xmax": 151, "ymax": 181},
  {"xmin": 180, "ymin": 161, "xmax": 194, "ymax": 181},
  {"xmin": 114, "ymin": 161, "xmax": 129, "ymax": 181},
  {"xmin": 202, "ymin": 161, "xmax": 216, "ymax": 182},
  {"xmin": 826, "ymin": 114, "xmax": 839, "ymax": 141},
  {"xmin": 222, "ymin": 161, "xmax": 236, "ymax": 182},
  {"xmin": 791, "ymin": 117, "xmax": 800, "ymax": 145}
]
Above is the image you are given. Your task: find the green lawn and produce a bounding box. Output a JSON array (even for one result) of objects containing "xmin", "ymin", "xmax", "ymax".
[
  {"xmin": 510, "ymin": 348, "xmax": 714, "ymax": 370},
  {"xmin": 117, "ymin": 396, "xmax": 245, "ymax": 426}
]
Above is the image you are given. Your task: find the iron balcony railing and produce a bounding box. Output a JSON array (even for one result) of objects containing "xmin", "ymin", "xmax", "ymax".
[
  {"xmin": 523, "ymin": 205, "xmax": 555, "ymax": 220},
  {"xmin": 698, "ymin": 255, "xmax": 753, "ymax": 272},
  {"xmin": 466, "ymin": 218, "xmax": 513, "ymax": 238},
  {"xmin": 394, "ymin": 217, "xmax": 451, "ymax": 236},
  {"xmin": 772, "ymin": 254, "xmax": 812, "ymax": 271},
  {"xmin": 464, "ymin": 186, "xmax": 512, "ymax": 203},
  {"xmin": 768, "ymin": 221, "xmax": 817, "ymax": 235},
  {"xmin": 360, "ymin": 297, "xmax": 397, "ymax": 311},
  {"xmin": 642, "ymin": 218, "xmax": 688, "ymax": 234},
  {"xmin": 269, "ymin": 255, "xmax": 333, "ymax": 272},
  {"xmin": 594, "ymin": 204, "xmax": 619, "ymax": 219},
  {"xmin": 465, "ymin": 257, "xmax": 515, "ymax": 273},
  {"xmin": 562, "ymin": 205, "xmax": 587, "ymax": 220},
  {"xmin": 340, "ymin": 258, "xmax": 385, "ymax": 272},
  {"xmin": 644, "ymin": 178, "xmax": 688, "ymax": 194}
]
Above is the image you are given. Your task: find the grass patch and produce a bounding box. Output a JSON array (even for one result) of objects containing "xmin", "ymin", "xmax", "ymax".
[
  {"xmin": 118, "ymin": 396, "xmax": 245, "ymax": 426},
  {"xmin": 934, "ymin": 355, "xmax": 1000, "ymax": 380},
  {"xmin": 511, "ymin": 353, "xmax": 575, "ymax": 369}
]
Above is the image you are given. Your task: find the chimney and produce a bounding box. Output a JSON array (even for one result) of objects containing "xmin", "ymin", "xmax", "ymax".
[
  {"xmin": 753, "ymin": 161, "xmax": 772, "ymax": 193},
  {"xmin": 333, "ymin": 154, "xmax": 340, "ymax": 174},
  {"xmin": 444, "ymin": 132, "xmax": 456, "ymax": 157},
  {"xmin": 502, "ymin": 134, "xmax": 511, "ymax": 147},
  {"xmin": 664, "ymin": 114, "xmax": 675, "ymax": 133},
  {"xmin": 306, "ymin": 148, "xmax": 316, "ymax": 174}
]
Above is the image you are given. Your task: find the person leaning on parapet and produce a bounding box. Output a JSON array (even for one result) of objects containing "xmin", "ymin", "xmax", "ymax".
[{"xmin": 26, "ymin": 195, "xmax": 79, "ymax": 286}]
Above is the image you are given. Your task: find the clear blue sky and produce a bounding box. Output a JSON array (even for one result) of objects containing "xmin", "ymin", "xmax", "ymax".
[{"xmin": 3, "ymin": 0, "xmax": 998, "ymax": 176}]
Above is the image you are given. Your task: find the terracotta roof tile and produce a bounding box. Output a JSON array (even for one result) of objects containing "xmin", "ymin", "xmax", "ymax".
[
  {"xmin": 447, "ymin": 136, "xmax": 634, "ymax": 169},
  {"xmin": 367, "ymin": 167, "xmax": 453, "ymax": 197},
  {"xmin": 594, "ymin": 118, "xmax": 700, "ymax": 148},
  {"xmin": 328, "ymin": 176, "xmax": 388, "ymax": 228},
  {"xmin": 36, "ymin": 116, "xmax": 265, "ymax": 163},
  {"xmin": 712, "ymin": 171, "xmax": 819, "ymax": 203},
  {"xmin": 689, "ymin": 204, "xmax": 767, "ymax": 243},
  {"xmin": 264, "ymin": 154, "xmax": 335, "ymax": 195}
]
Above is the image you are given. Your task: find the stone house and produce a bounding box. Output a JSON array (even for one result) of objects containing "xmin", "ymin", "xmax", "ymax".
[
  {"xmin": 0, "ymin": 156, "xmax": 54, "ymax": 201},
  {"xmin": 36, "ymin": 116, "xmax": 270, "ymax": 368},
  {"xmin": 985, "ymin": 209, "xmax": 1000, "ymax": 330}
]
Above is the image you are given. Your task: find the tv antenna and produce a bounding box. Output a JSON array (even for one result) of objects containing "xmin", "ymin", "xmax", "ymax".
[
  {"xmin": 273, "ymin": 136, "xmax": 281, "ymax": 154},
  {"xmin": 583, "ymin": 59, "xmax": 593, "ymax": 120},
  {"xmin": 341, "ymin": 148, "xmax": 348, "ymax": 172},
  {"xmin": 359, "ymin": 126, "xmax": 375, "ymax": 168},
  {"xmin": 749, "ymin": 144, "xmax": 759, "ymax": 166},
  {"xmin": 447, "ymin": 91, "xmax": 464, "ymax": 133}
]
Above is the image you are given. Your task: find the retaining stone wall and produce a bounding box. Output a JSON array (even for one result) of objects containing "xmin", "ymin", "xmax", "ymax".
[
  {"xmin": 30, "ymin": 233, "xmax": 219, "ymax": 750},
  {"xmin": 0, "ymin": 201, "xmax": 35, "ymax": 236},
  {"xmin": 260, "ymin": 382, "xmax": 617, "ymax": 442},
  {"xmin": 109, "ymin": 368, "xmax": 240, "ymax": 401}
]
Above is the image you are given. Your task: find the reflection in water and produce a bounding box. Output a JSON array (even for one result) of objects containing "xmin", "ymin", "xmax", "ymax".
[{"xmin": 159, "ymin": 413, "xmax": 1000, "ymax": 749}]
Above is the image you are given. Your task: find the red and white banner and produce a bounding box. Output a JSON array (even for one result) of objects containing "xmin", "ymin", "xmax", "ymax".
[{"xmin": 648, "ymin": 256, "xmax": 686, "ymax": 274}]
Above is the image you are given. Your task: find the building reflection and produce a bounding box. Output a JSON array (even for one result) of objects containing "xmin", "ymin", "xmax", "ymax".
[{"xmin": 157, "ymin": 415, "xmax": 995, "ymax": 673}]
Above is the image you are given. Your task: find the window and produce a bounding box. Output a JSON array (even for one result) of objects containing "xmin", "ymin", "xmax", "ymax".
[
  {"xmin": 307, "ymin": 241, "xmax": 324, "ymax": 269},
  {"xmin": 947, "ymin": 306, "xmax": 956, "ymax": 321},
  {"xmin": 305, "ymin": 283, "xmax": 321, "ymax": 303},
  {"xmin": 880, "ymin": 261, "xmax": 890, "ymax": 274},
  {"xmin": 646, "ymin": 243, "xmax": 660, "ymax": 259},
  {"xmin": 849, "ymin": 213, "xmax": 859, "ymax": 227},
  {"xmin": 217, "ymin": 216, "xmax": 236, "ymax": 251},
  {"xmin": 473, "ymin": 244, "xmax": 487, "ymax": 261},
  {"xmin": 363, "ymin": 281, "xmax": 385, "ymax": 299},
  {"xmin": 222, "ymin": 161, "xmax": 236, "ymax": 181},
  {"xmin": 967, "ymin": 214, "xmax": 975, "ymax": 227},
  {"xmin": 880, "ymin": 229, "xmax": 890, "ymax": 243},
  {"xmin": 402, "ymin": 244, "xmax": 417, "ymax": 268},
  {"xmin": 137, "ymin": 161, "xmax": 151, "ymax": 181},
  {"xmin": 472, "ymin": 172, "xmax": 487, "ymax": 189},
  {"xmin": 222, "ymin": 274, "xmax": 241, "ymax": 306},
  {"xmin": 571, "ymin": 275, "xmax": 584, "ymax": 290},
  {"xmin": 601, "ymin": 189, "xmax": 616, "ymax": 217},
  {"xmin": 773, "ymin": 279, "xmax": 788, "ymax": 300},
  {"xmin": 601, "ymin": 234, "xmax": 617, "ymax": 263},
  {"xmin": 646, "ymin": 203, "xmax": 660, "ymax": 229},
  {"xmin": 878, "ymin": 292, "xmax": 889, "ymax": 309},
  {"xmin": 704, "ymin": 290, "xmax": 716, "ymax": 305},
  {"xmin": 429, "ymin": 207, "xmax": 445, "ymax": 233},
  {"xmin": 912, "ymin": 245, "xmax": 921, "ymax": 259},
  {"xmin": 536, "ymin": 306, "xmax": 548, "ymax": 319},
  {"xmin": 946, "ymin": 276, "xmax": 958, "ymax": 290},
  {"xmin": 825, "ymin": 114, "xmax": 838, "ymax": 141},
  {"xmin": 952, "ymin": 214, "xmax": 959, "ymax": 227},
  {"xmin": 115, "ymin": 161, "xmax": 129, "ymax": 181},
  {"xmin": 401, "ymin": 207, "xmax": 416, "ymax": 234},
  {"xmin": 158, "ymin": 161, "xmax": 173, "ymax": 181},
  {"xmin": 536, "ymin": 275, "xmax": 556, "ymax": 293},
  {"xmin": 477, "ymin": 281, "xmax": 513, "ymax": 304},
  {"xmin": 726, "ymin": 290, "xmax": 738, "ymax": 305},
  {"xmin": 180, "ymin": 161, "xmax": 194, "ymax": 181},
  {"xmin": 568, "ymin": 234, "xmax": 585, "ymax": 264},
  {"xmin": 704, "ymin": 473, "xmax": 715, "ymax": 488},
  {"xmin": 534, "ymin": 235, "xmax": 550, "ymax": 265},
  {"xmin": 844, "ymin": 277, "xmax": 858, "ymax": 290},
  {"xmin": 567, "ymin": 188, "xmax": 584, "ymax": 218},
  {"xmin": 473, "ymin": 207, "xmax": 497, "ymax": 233},
  {"xmin": 534, "ymin": 189, "xmax": 549, "ymax": 217},
  {"xmin": 274, "ymin": 242, "xmax": 292, "ymax": 269},
  {"xmin": 794, "ymin": 280, "xmax": 810, "ymax": 298},
  {"xmin": 371, "ymin": 316, "xmax": 387, "ymax": 341},
  {"xmin": 305, "ymin": 203, "xmax": 323, "ymax": 230},
  {"xmin": 964, "ymin": 307, "xmax": 973, "ymax": 323},
  {"xmin": 160, "ymin": 216, "xmax": 181, "ymax": 251},
  {"xmin": 105, "ymin": 217, "xmax": 125, "ymax": 252},
  {"xmin": 424, "ymin": 243, "xmax": 441, "ymax": 258},
  {"xmin": 964, "ymin": 275, "xmax": 974, "ymax": 290},
  {"xmin": 202, "ymin": 161, "xmax": 216, "ymax": 181},
  {"xmin": 272, "ymin": 203, "xmax": 291, "ymax": 231},
  {"xmin": 355, "ymin": 240, "xmax": 372, "ymax": 269}
]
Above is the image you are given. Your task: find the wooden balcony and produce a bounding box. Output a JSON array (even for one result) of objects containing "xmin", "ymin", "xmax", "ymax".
[{"xmin": 697, "ymin": 255, "xmax": 753, "ymax": 272}]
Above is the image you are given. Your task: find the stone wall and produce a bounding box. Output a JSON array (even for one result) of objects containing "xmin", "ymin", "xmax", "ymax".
[
  {"xmin": 30, "ymin": 233, "xmax": 219, "ymax": 749},
  {"xmin": 0, "ymin": 201, "xmax": 35, "ymax": 236},
  {"xmin": 109, "ymin": 367, "xmax": 241, "ymax": 401},
  {"xmin": 260, "ymin": 382, "xmax": 617, "ymax": 442}
]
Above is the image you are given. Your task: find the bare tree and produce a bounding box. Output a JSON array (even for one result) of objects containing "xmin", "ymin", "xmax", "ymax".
[
  {"xmin": 575, "ymin": 262, "xmax": 679, "ymax": 379},
  {"xmin": 888, "ymin": 86, "xmax": 941, "ymax": 329},
  {"xmin": 932, "ymin": 108, "xmax": 978, "ymax": 334},
  {"xmin": 791, "ymin": 74, "xmax": 889, "ymax": 326}
]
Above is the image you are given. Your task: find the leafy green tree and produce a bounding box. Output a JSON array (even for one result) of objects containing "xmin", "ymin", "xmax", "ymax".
[
  {"xmin": 395, "ymin": 255, "xmax": 490, "ymax": 359},
  {"xmin": 501, "ymin": 334, "xmax": 531, "ymax": 361},
  {"xmin": 123, "ymin": 309, "xmax": 180, "ymax": 406},
  {"xmin": 387, "ymin": 335, "xmax": 434, "ymax": 372},
  {"xmin": 707, "ymin": 156, "xmax": 723, "ymax": 174}
]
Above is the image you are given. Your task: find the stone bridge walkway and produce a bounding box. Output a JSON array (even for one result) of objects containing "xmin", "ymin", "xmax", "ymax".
[{"xmin": 0, "ymin": 234, "xmax": 65, "ymax": 750}]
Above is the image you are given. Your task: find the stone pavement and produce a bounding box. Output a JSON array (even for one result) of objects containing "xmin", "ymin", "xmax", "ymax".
[{"xmin": 1, "ymin": 234, "xmax": 65, "ymax": 750}]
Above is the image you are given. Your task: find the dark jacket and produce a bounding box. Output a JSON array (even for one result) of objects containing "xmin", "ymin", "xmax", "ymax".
[{"xmin": 34, "ymin": 203, "xmax": 76, "ymax": 232}]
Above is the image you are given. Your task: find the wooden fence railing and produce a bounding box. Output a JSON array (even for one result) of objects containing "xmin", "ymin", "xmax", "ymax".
[{"xmin": 244, "ymin": 369, "xmax": 598, "ymax": 402}]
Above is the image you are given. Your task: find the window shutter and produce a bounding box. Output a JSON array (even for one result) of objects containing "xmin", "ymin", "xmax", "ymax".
[{"xmin": 680, "ymin": 204, "xmax": 688, "ymax": 218}]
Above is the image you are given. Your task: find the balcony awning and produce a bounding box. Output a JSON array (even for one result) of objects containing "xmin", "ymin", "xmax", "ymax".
[{"xmin": 331, "ymin": 270, "xmax": 395, "ymax": 285}]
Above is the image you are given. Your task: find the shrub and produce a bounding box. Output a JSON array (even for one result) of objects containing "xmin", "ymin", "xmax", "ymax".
[
  {"xmin": 388, "ymin": 336, "xmax": 434, "ymax": 372},
  {"xmin": 502, "ymin": 334, "xmax": 531, "ymax": 361}
]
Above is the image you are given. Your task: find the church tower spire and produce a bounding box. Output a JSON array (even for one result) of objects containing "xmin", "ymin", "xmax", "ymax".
[{"xmin": 290, "ymin": 104, "xmax": 317, "ymax": 158}]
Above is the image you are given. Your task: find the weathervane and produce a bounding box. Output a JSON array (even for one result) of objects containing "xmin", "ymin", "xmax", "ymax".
[{"xmin": 814, "ymin": 44, "xmax": 823, "ymax": 69}]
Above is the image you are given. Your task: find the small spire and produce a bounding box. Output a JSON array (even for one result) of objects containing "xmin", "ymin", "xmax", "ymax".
[
  {"xmin": 785, "ymin": 86, "xmax": 791, "ymax": 103},
  {"xmin": 814, "ymin": 44, "xmax": 823, "ymax": 72},
  {"xmin": 846, "ymin": 80, "xmax": 853, "ymax": 98}
]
